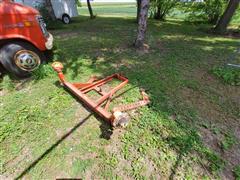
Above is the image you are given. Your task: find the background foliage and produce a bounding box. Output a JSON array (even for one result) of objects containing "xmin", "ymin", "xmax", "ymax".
[
  {"xmin": 182, "ymin": 0, "xmax": 227, "ymax": 24},
  {"xmin": 149, "ymin": 0, "xmax": 178, "ymax": 20}
]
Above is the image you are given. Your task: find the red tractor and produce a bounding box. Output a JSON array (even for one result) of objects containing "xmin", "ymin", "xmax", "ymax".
[{"xmin": 0, "ymin": 0, "xmax": 53, "ymax": 77}]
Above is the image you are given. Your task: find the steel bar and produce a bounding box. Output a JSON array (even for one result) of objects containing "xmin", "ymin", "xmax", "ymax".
[{"xmin": 52, "ymin": 62, "xmax": 150, "ymax": 127}]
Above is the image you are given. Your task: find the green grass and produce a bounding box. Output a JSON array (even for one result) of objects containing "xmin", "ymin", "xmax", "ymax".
[
  {"xmin": 231, "ymin": 8, "xmax": 240, "ymax": 25},
  {"xmin": 0, "ymin": 75, "xmax": 15, "ymax": 91},
  {"xmin": 212, "ymin": 66, "xmax": 240, "ymax": 86},
  {"xmin": 78, "ymin": 3, "xmax": 240, "ymax": 25},
  {"xmin": 79, "ymin": 3, "xmax": 137, "ymax": 17},
  {"xmin": 220, "ymin": 132, "xmax": 237, "ymax": 150},
  {"xmin": 234, "ymin": 165, "xmax": 240, "ymax": 180},
  {"xmin": 1, "ymin": 4, "xmax": 240, "ymax": 179}
]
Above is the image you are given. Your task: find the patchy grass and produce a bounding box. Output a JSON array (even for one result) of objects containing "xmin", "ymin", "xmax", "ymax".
[
  {"xmin": 1, "ymin": 6, "xmax": 240, "ymax": 179},
  {"xmin": 234, "ymin": 165, "xmax": 240, "ymax": 180},
  {"xmin": 212, "ymin": 66, "xmax": 240, "ymax": 86},
  {"xmin": 0, "ymin": 75, "xmax": 15, "ymax": 92},
  {"xmin": 220, "ymin": 132, "xmax": 237, "ymax": 151}
]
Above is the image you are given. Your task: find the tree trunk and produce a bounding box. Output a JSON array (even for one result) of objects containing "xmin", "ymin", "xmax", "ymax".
[
  {"xmin": 45, "ymin": 0, "xmax": 56, "ymax": 20},
  {"xmin": 134, "ymin": 0, "xmax": 150, "ymax": 49},
  {"xmin": 214, "ymin": 0, "xmax": 240, "ymax": 34},
  {"xmin": 137, "ymin": 0, "xmax": 141, "ymax": 23},
  {"xmin": 87, "ymin": 0, "xmax": 95, "ymax": 19}
]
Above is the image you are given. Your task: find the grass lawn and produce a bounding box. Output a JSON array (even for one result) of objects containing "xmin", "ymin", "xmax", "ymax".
[
  {"xmin": 1, "ymin": 4, "xmax": 240, "ymax": 179},
  {"xmin": 78, "ymin": 3, "xmax": 137, "ymax": 17}
]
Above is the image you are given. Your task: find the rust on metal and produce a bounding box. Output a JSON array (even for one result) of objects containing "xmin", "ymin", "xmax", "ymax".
[{"xmin": 52, "ymin": 62, "xmax": 150, "ymax": 127}]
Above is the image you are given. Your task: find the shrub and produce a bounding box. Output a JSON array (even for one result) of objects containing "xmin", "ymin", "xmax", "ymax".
[
  {"xmin": 149, "ymin": 0, "xmax": 178, "ymax": 20},
  {"xmin": 32, "ymin": 64, "xmax": 55, "ymax": 80}
]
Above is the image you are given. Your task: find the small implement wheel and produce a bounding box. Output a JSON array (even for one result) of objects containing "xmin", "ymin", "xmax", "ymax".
[
  {"xmin": 62, "ymin": 14, "xmax": 71, "ymax": 24},
  {"xmin": 112, "ymin": 111, "xmax": 130, "ymax": 128}
]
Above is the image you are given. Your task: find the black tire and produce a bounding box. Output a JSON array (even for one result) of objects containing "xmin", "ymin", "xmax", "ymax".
[
  {"xmin": 62, "ymin": 14, "xmax": 71, "ymax": 24},
  {"xmin": 0, "ymin": 42, "xmax": 45, "ymax": 78},
  {"xmin": 0, "ymin": 63, "xmax": 6, "ymax": 78}
]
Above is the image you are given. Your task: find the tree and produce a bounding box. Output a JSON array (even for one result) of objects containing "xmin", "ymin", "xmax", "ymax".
[
  {"xmin": 137, "ymin": 0, "xmax": 142, "ymax": 23},
  {"xmin": 150, "ymin": 0, "xmax": 177, "ymax": 20},
  {"xmin": 134, "ymin": 0, "xmax": 150, "ymax": 49},
  {"xmin": 87, "ymin": 0, "xmax": 95, "ymax": 19},
  {"xmin": 214, "ymin": 0, "xmax": 240, "ymax": 34},
  {"xmin": 45, "ymin": 0, "xmax": 56, "ymax": 21}
]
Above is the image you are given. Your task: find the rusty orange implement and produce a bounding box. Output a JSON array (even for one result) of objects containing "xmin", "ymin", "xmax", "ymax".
[{"xmin": 52, "ymin": 62, "xmax": 150, "ymax": 127}]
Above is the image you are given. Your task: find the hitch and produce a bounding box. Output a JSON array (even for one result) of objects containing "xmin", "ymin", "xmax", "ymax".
[{"xmin": 52, "ymin": 62, "xmax": 150, "ymax": 127}]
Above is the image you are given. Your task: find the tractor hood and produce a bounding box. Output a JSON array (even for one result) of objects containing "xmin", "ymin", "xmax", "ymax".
[{"xmin": 0, "ymin": 1, "xmax": 39, "ymax": 15}]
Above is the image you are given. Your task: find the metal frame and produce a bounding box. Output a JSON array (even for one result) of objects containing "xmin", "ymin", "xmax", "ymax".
[{"xmin": 52, "ymin": 62, "xmax": 150, "ymax": 127}]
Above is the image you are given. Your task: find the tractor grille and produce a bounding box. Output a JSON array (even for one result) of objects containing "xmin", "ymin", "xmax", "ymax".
[{"xmin": 36, "ymin": 15, "xmax": 49, "ymax": 38}]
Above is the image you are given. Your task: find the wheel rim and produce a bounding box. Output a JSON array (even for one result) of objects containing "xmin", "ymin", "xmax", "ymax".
[
  {"xmin": 63, "ymin": 16, "xmax": 70, "ymax": 24},
  {"xmin": 14, "ymin": 50, "xmax": 41, "ymax": 71}
]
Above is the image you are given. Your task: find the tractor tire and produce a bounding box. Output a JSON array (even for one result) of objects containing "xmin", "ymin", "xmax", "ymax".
[{"xmin": 0, "ymin": 42, "xmax": 45, "ymax": 78}]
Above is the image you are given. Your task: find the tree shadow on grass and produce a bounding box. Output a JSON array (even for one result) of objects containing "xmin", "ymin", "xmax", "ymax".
[
  {"xmin": 16, "ymin": 113, "xmax": 92, "ymax": 179},
  {"xmin": 54, "ymin": 16, "xmax": 239, "ymax": 79},
  {"xmin": 16, "ymin": 80, "xmax": 119, "ymax": 178}
]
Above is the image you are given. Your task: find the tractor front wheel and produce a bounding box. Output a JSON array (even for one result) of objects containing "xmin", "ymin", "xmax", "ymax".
[{"xmin": 0, "ymin": 42, "xmax": 45, "ymax": 78}]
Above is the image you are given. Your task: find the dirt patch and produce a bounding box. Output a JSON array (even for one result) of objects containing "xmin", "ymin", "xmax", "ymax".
[
  {"xmin": 221, "ymin": 145, "xmax": 240, "ymax": 180},
  {"xmin": 114, "ymin": 158, "xmax": 133, "ymax": 179},
  {"xmin": 15, "ymin": 78, "xmax": 32, "ymax": 91},
  {"xmin": 103, "ymin": 128, "xmax": 133, "ymax": 178},
  {"xmin": 104, "ymin": 128, "xmax": 125, "ymax": 153},
  {"xmin": 136, "ymin": 43, "xmax": 150, "ymax": 55},
  {"xmin": 197, "ymin": 126, "xmax": 240, "ymax": 179},
  {"xmin": 199, "ymin": 127, "xmax": 222, "ymax": 153},
  {"xmin": 142, "ymin": 157, "xmax": 160, "ymax": 178},
  {"xmin": 84, "ymin": 163, "xmax": 100, "ymax": 179},
  {"xmin": 4, "ymin": 146, "xmax": 32, "ymax": 178},
  {"xmin": 0, "ymin": 89, "xmax": 7, "ymax": 96}
]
